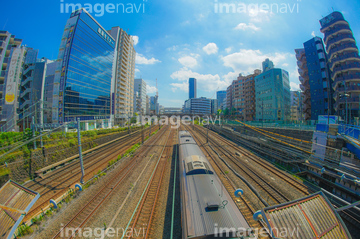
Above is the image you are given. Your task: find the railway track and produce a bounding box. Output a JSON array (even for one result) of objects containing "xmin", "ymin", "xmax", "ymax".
[
  {"xmin": 51, "ymin": 125, "xmax": 169, "ymax": 239},
  {"xmin": 209, "ymin": 126, "xmax": 309, "ymax": 195},
  {"xmin": 193, "ymin": 125, "xmax": 290, "ymax": 205},
  {"xmin": 24, "ymin": 127, "xmax": 154, "ymax": 221},
  {"xmin": 125, "ymin": 128, "xmax": 175, "ymax": 239}
]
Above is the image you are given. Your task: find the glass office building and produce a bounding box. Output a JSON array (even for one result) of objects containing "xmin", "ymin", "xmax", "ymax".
[
  {"xmin": 52, "ymin": 9, "xmax": 115, "ymax": 125},
  {"xmin": 189, "ymin": 78, "xmax": 197, "ymax": 99}
]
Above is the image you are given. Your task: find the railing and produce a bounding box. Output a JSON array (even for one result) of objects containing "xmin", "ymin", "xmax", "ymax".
[
  {"xmin": 332, "ymin": 62, "xmax": 360, "ymax": 77},
  {"xmin": 324, "ymin": 23, "xmax": 351, "ymax": 44},
  {"xmin": 330, "ymin": 52, "xmax": 360, "ymax": 70},
  {"xmin": 328, "ymin": 42, "xmax": 358, "ymax": 59},
  {"xmin": 326, "ymin": 34, "xmax": 356, "ymax": 51},
  {"xmin": 333, "ymin": 74, "xmax": 360, "ymax": 88}
]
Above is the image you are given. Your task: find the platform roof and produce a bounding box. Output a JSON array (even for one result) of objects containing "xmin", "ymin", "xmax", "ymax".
[
  {"xmin": 260, "ymin": 192, "xmax": 351, "ymax": 239},
  {"xmin": 0, "ymin": 180, "xmax": 40, "ymax": 239}
]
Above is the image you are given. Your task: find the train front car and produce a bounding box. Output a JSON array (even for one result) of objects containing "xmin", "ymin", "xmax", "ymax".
[{"xmin": 179, "ymin": 131, "xmax": 251, "ymax": 239}]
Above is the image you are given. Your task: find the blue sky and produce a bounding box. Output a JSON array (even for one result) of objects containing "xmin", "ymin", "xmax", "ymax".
[{"xmin": 1, "ymin": 0, "xmax": 360, "ymax": 107}]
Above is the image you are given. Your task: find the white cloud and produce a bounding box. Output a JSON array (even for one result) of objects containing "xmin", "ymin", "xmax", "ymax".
[
  {"xmin": 290, "ymin": 82, "xmax": 300, "ymax": 91},
  {"xmin": 202, "ymin": 43, "xmax": 218, "ymax": 55},
  {"xmin": 132, "ymin": 36, "xmax": 139, "ymax": 46},
  {"xmin": 135, "ymin": 68, "xmax": 140, "ymax": 73},
  {"xmin": 234, "ymin": 23, "xmax": 260, "ymax": 31},
  {"xmin": 171, "ymin": 82, "xmax": 188, "ymax": 93},
  {"xmin": 221, "ymin": 49, "xmax": 292, "ymax": 74},
  {"xmin": 282, "ymin": 63, "xmax": 289, "ymax": 67},
  {"xmin": 146, "ymin": 85, "xmax": 157, "ymax": 94},
  {"xmin": 225, "ymin": 47, "xmax": 232, "ymax": 53},
  {"xmin": 170, "ymin": 67, "xmax": 228, "ymax": 93},
  {"xmin": 222, "ymin": 72, "xmax": 238, "ymax": 85},
  {"xmin": 311, "ymin": 31, "xmax": 316, "ymax": 37},
  {"xmin": 136, "ymin": 53, "xmax": 161, "ymax": 65},
  {"xmin": 249, "ymin": 9, "xmax": 273, "ymax": 22},
  {"xmin": 178, "ymin": 56, "xmax": 198, "ymax": 68}
]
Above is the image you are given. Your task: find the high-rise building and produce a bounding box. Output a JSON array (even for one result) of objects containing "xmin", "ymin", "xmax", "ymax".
[
  {"xmin": 133, "ymin": 78, "xmax": 147, "ymax": 115},
  {"xmin": 0, "ymin": 31, "xmax": 24, "ymax": 131},
  {"xmin": 226, "ymin": 84, "xmax": 233, "ymax": 110},
  {"xmin": 184, "ymin": 97, "xmax": 211, "ymax": 114},
  {"xmin": 216, "ymin": 90, "xmax": 226, "ymax": 110},
  {"xmin": 295, "ymin": 37, "xmax": 334, "ymax": 121},
  {"xmin": 146, "ymin": 95, "xmax": 150, "ymax": 115},
  {"xmin": 290, "ymin": 91, "xmax": 303, "ymax": 121},
  {"xmin": 108, "ymin": 27, "xmax": 136, "ymax": 124},
  {"xmin": 43, "ymin": 61, "xmax": 57, "ymax": 123},
  {"xmin": 255, "ymin": 59, "xmax": 291, "ymax": 121},
  {"xmin": 52, "ymin": 9, "xmax": 115, "ymax": 128},
  {"xmin": 189, "ymin": 78, "xmax": 197, "ymax": 99},
  {"xmin": 150, "ymin": 96, "xmax": 159, "ymax": 115},
  {"xmin": 19, "ymin": 53, "xmax": 51, "ymax": 130},
  {"xmin": 211, "ymin": 99, "xmax": 218, "ymax": 115},
  {"xmin": 262, "ymin": 58, "xmax": 274, "ymax": 72},
  {"xmin": 231, "ymin": 70, "xmax": 261, "ymax": 121},
  {"xmin": 320, "ymin": 11, "xmax": 360, "ymax": 122}
]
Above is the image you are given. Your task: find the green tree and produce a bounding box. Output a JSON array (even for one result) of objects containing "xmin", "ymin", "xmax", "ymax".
[
  {"xmin": 223, "ymin": 108, "xmax": 229, "ymax": 116},
  {"xmin": 217, "ymin": 109, "xmax": 222, "ymax": 116}
]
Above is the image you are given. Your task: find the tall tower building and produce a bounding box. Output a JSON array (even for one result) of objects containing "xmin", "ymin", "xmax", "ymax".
[
  {"xmin": 133, "ymin": 78, "xmax": 147, "ymax": 114},
  {"xmin": 295, "ymin": 37, "xmax": 334, "ymax": 121},
  {"xmin": 0, "ymin": 31, "xmax": 24, "ymax": 131},
  {"xmin": 320, "ymin": 11, "xmax": 360, "ymax": 122},
  {"xmin": 216, "ymin": 90, "xmax": 226, "ymax": 110},
  {"xmin": 189, "ymin": 78, "xmax": 197, "ymax": 99},
  {"xmin": 108, "ymin": 27, "xmax": 136, "ymax": 124},
  {"xmin": 52, "ymin": 9, "xmax": 115, "ymax": 127}
]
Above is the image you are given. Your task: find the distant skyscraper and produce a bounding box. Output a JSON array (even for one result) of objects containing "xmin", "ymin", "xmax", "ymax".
[
  {"xmin": 255, "ymin": 60, "xmax": 290, "ymax": 121},
  {"xmin": 320, "ymin": 11, "xmax": 360, "ymax": 122},
  {"xmin": 189, "ymin": 78, "xmax": 197, "ymax": 99},
  {"xmin": 295, "ymin": 37, "xmax": 333, "ymax": 121},
  {"xmin": 216, "ymin": 91, "xmax": 226, "ymax": 110},
  {"xmin": 262, "ymin": 58, "xmax": 274, "ymax": 72},
  {"xmin": 108, "ymin": 27, "xmax": 136, "ymax": 124},
  {"xmin": 53, "ymin": 9, "xmax": 115, "ymax": 127},
  {"xmin": 133, "ymin": 78, "xmax": 147, "ymax": 114},
  {"xmin": 226, "ymin": 84, "xmax": 233, "ymax": 110},
  {"xmin": 150, "ymin": 96, "xmax": 159, "ymax": 114}
]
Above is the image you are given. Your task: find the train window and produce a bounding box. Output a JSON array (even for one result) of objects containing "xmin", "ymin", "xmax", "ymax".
[{"xmin": 185, "ymin": 139, "xmax": 190, "ymax": 142}]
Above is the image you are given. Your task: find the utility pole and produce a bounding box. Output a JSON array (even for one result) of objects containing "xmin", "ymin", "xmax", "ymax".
[
  {"xmin": 141, "ymin": 115, "xmax": 144, "ymax": 144},
  {"xmin": 149, "ymin": 119, "xmax": 152, "ymax": 137},
  {"xmin": 128, "ymin": 114, "xmax": 130, "ymax": 134},
  {"xmin": 77, "ymin": 118, "xmax": 85, "ymax": 184},
  {"xmin": 344, "ymin": 81, "xmax": 348, "ymax": 124},
  {"xmin": 262, "ymin": 100, "xmax": 264, "ymax": 128},
  {"xmin": 32, "ymin": 116, "xmax": 36, "ymax": 150},
  {"xmin": 206, "ymin": 125, "xmax": 209, "ymax": 143}
]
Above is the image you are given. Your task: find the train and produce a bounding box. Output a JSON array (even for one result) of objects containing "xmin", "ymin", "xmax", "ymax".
[{"xmin": 179, "ymin": 130, "xmax": 251, "ymax": 239}]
